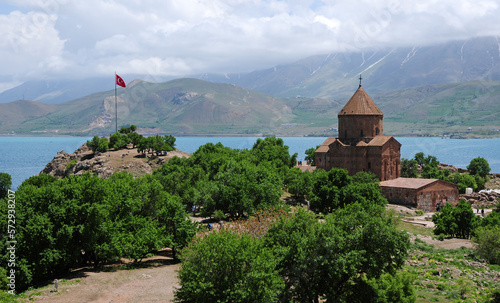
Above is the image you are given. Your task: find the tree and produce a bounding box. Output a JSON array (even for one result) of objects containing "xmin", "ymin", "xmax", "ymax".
[
  {"xmin": 0, "ymin": 173, "xmax": 12, "ymax": 199},
  {"xmin": 448, "ymin": 173, "xmax": 477, "ymax": 193},
  {"xmin": 305, "ymin": 145, "xmax": 320, "ymax": 166},
  {"xmin": 467, "ymin": 157, "xmax": 490, "ymax": 178},
  {"xmin": 109, "ymin": 132, "xmax": 129, "ymax": 150},
  {"xmin": 400, "ymin": 158, "xmax": 418, "ymax": 178},
  {"xmin": 473, "ymin": 225, "xmax": 500, "ymax": 265},
  {"xmin": 263, "ymin": 204, "xmax": 410, "ymax": 302},
  {"xmin": 97, "ymin": 137, "xmax": 109, "ymax": 152},
  {"xmin": 0, "ymin": 171, "xmax": 196, "ymax": 292},
  {"xmin": 127, "ymin": 132, "xmax": 142, "ymax": 148},
  {"xmin": 284, "ymin": 167, "xmax": 312, "ymax": 202},
  {"xmin": 309, "ymin": 168, "xmax": 351, "ymax": 213},
  {"xmin": 251, "ymin": 137, "xmax": 297, "ymax": 169},
  {"xmin": 175, "ymin": 231, "xmax": 283, "ymax": 303},
  {"xmin": 87, "ymin": 136, "xmax": 109, "ymax": 153},
  {"xmin": 86, "ymin": 136, "xmax": 100, "ymax": 153},
  {"xmin": 432, "ymin": 200, "xmax": 480, "ymax": 239}
]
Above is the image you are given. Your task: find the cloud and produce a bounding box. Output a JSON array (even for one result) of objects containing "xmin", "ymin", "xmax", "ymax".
[{"xmin": 1, "ymin": 0, "xmax": 500, "ymax": 91}]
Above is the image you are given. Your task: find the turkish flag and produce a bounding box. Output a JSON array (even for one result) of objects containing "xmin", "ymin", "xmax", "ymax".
[{"xmin": 116, "ymin": 74, "xmax": 126, "ymax": 87}]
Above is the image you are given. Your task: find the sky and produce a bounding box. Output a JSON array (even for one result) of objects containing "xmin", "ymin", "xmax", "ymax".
[{"xmin": 1, "ymin": 0, "xmax": 500, "ymax": 93}]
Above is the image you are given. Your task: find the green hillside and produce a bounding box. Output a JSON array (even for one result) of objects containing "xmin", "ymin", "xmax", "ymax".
[{"xmin": 1, "ymin": 78, "xmax": 499, "ymax": 137}]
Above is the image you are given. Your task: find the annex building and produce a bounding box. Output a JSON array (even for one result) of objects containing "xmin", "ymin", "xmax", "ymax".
[
  {"xmin": 315, "ymin": 82, "xmax": 401, "ymax": 181},
  {"xmin": 380, "ymin": 178, "xmax": 459, "ymax": 212}
]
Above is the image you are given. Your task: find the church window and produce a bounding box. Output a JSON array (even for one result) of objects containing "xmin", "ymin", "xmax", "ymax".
[
  {"xmin": 360, "ymin": 129, "xmax": 364, "ymax": 137},
  {"xmin": 368, "ymin": 162, "xmax": 371, "ymax": 169},
  {"xmin": 376, "ymin": 128, "xmax": 380, "ymax": 135}
]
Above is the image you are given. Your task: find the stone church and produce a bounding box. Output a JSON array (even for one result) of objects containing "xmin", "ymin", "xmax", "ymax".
[{"xmin": 315, "ymin": 81, "xmax": 401, "ymax": 181}]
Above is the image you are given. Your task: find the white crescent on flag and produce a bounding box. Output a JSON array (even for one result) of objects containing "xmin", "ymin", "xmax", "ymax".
[{"xmin": 116, "ymin": 74, "xmax": 126, "ymax": 88}]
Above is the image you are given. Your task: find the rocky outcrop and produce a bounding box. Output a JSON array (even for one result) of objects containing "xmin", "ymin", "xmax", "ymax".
[
  {"xmin": 40, "ymin": 142, "xmax": 191, "ymax": 179},
  {"xmin": 461, "ymin": 190, "xmax": 500, "ymax": 209}
]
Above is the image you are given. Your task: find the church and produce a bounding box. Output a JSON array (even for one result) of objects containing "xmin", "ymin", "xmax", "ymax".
[{"xmin": 315, "ymin": 79, "xmax": 401, "ymax": 181}]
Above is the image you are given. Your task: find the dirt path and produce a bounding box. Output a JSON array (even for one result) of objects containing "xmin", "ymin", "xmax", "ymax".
[{"xmin": 21, "ymin": 253, "xmax": 180, "ymax": 303}]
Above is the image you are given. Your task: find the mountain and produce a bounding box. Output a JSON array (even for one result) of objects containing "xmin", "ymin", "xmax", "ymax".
[
  {"xmin": 0, "ymin": 78, "xmax": 111, "ymax": 104},
  {"xmin": 200, "ymin": 36, "xmax": 500, "ymax": 99},
  {"xmin": 1, "ymin": 78, "xmax": 499, "ymax": 137},
  {"xmin": 3, "ymin": 36, "xmax": 500, "ymax": 105},
  {"xmin": 0, "ymin": 78, "xmax": 339, "ymax": 136}
]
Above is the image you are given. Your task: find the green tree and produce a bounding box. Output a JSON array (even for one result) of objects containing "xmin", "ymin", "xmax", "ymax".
[
  {"xmin": 284, "ymin": 167, "xmax": 312, "ymax": 202},
  {"xmin": 88, "ymin": 136, "xmax": 109, "ymax": 153},
  {"xmin": 109, "ymin": 132, "xmax": 129, "ymax": 150},
  {"xmin": 432, "ymin": 200, "xmax": 480, "ymax": 239},
  {"xmin": 400, "ymin": 158, "xmax": 418, "ymax": 178},
  {"xmin": 175, "ymin": 230, "xmax": 283, "ymax": 303},
  {"xmin": 342, "ymin": 171, "xmax": 387, "ymax": 207},
  {"xmin": 86, "ymin": 136, "xmax": 100, "ymax": 153},
  {"xmin": 0, "ymin": 172, "xmax": 12, "ymax": 199},
  {"xmin": 309, "ymin": 168, "xmax": 351, "ymax": 213},
  {"xmin": 251, "ymin": 137, "xmax": 297, "ymax": 169},
  {"xmin": 127, "ymin": 132, "xmax": 143, "ymax": 148},
  {"xmin": 212, "ymin": 160, "xmax": 282, "ymax": 217},
  {"xmin": 467, "ymin": 157, "xmax": 490, "ymax": 178},
  {"xmin": 473, "ymin": 225, "xmax": 500, "ymax": 265},
  {"xmin": 449, "ymin": 173, "xmax": 477, "ymax": 193},
  {"xmin": 304, "ymin": 145, "xmax": 320, "ymax": 166},
  {"xmin": 414, "ymin": 152, "xmax": 438, "ymax": 168},
  {"xmin": 263, "ymin": 204, "xmax": 410, "ymax": 302},
  {"xmin": 98, "ymin": 137, "xmax": 109, "ymax": 152}
]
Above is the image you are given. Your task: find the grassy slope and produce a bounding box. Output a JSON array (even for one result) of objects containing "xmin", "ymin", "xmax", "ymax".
[{"xmin": 1, "ymin": 78, "xmax": 500, "ymax": 137}]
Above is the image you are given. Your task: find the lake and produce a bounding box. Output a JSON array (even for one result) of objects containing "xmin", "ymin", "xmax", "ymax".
[{"xmin": 1, "ymin": 136, "xmax": 499, "ymax": 189}]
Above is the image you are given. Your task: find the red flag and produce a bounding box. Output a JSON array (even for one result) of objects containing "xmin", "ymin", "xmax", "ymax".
[{"xmin": 116, "ymin": 74, "xmax": 126, "ymax": 87}]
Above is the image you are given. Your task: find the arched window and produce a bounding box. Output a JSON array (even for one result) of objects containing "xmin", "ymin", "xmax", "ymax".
[{"xmin": 375, "ymin": 128, "xmax": 380, "ymax": 135}]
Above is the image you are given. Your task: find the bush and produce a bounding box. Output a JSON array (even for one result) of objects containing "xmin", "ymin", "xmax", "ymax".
[
  {"xmin": 473, "ymin": 226, "xmax": 500, "ymax": 264},
  {"xmin": 66, "ymin": 159, "xmax": 78, "ymax": 171}
]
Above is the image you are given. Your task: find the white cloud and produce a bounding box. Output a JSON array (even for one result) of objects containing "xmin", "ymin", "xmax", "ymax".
[{"xmin": 1, "ymin": 0, "xmax": 500, "ymax": 91}]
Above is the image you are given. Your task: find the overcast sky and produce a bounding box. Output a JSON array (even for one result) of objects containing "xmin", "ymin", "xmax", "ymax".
[{"xmin": 1, "ymin": 0, "xmax": 500, "ymax": 92}]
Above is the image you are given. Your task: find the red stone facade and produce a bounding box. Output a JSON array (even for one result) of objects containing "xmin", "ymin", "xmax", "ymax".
[
  {"xmin": 315, "ymin": 85, "xmax": 401, "ymax": 181},
  {"xmin": 380, "ymin": 178, "xmax": 459, "ymax": 212}
]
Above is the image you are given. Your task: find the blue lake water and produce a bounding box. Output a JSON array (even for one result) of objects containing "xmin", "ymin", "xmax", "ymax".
[{"xmin": 1, "ymin": 136, "xmax": 499, "ymax": 189}]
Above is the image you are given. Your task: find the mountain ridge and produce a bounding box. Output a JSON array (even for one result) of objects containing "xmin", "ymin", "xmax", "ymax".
[
  {"xmin": 1, "ymin": 78, "xmax": 499, "ymax": 137},
  {"xmin": 2, "ymin": 36, "xmax": 500, "ymax": 105}
]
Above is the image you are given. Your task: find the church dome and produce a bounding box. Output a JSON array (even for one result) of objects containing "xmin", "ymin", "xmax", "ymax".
[{"xmin": 338, "ymin": 85, "xmax": 383, "ymax": 116}]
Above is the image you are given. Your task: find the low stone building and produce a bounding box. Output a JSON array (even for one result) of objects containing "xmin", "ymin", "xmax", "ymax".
[{"xmin": 380, "ymin": 178, "xmax": 459, "ymax": 212}]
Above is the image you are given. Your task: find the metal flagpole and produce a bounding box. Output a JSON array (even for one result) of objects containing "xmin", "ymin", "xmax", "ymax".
[{"xmin": 115, "ymin": 72, "xmax": 117, "ymax": 133}]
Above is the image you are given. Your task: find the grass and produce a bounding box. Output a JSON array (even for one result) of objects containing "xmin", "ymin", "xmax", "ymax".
[
  {"xmin": 404, "ymin": 227, "xmax": 500, "ymax": 303},
  {"xmin": 397, "ymin": 220, "xmax": 435, "ymax": 237}
]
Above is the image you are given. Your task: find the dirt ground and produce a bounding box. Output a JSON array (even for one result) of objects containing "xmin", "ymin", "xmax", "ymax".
[{"xmin": 20, "ymin": 250, "xmax": 180, "ymax": 303}]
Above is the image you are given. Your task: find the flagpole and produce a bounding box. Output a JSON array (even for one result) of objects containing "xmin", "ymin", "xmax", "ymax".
[{"xmin": 115, "ymin": 72, "xmax": 118, "ymax": 133}]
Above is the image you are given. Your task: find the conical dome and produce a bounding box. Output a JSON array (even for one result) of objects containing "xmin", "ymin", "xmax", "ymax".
[{"xmin": 338, "ymin": 86, "xmax": 383, "ymax": 116}]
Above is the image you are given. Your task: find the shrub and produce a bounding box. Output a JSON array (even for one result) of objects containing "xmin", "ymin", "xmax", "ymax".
[
  {"xmin": 66, "ymin": 159, "xmax": 78, "ymax": 171},
  {"xmin": 474, "ymin": 226, "xmax": 500, "ymax": 264}
]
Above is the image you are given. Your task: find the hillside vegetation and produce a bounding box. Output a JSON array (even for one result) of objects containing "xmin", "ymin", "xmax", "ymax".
[{"xmin": 1, "ymin": 78, "xmax": 499, "ymax": 137}]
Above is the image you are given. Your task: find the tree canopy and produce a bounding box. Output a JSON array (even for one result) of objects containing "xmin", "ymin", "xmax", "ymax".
[
  {"xmin": 176, "ymin": 203, "xmax": 412, "ymax": 302},
  {"xmin": 0, "ymin": 172, "xmax": 197, "ymax": 292}
]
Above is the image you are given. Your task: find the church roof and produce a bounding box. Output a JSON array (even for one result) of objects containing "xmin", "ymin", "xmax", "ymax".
[
  {"xmin": 338, "ymin": 85, "xmax": 383, "ymax": 116},
  {"xmin": 315, "ymin": 137, "xmax": 337, "ymax": 153},
  {"xmin": 367, "ymin": 136, "xmax": 400, "ymax": 147}
]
